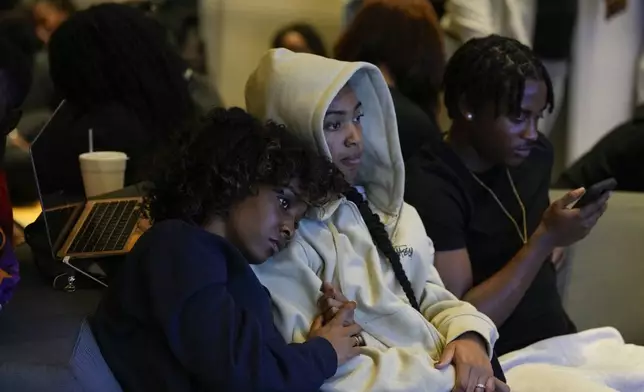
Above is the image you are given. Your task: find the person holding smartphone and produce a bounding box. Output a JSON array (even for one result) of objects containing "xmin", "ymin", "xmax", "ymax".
[{"xmin": 403, "ymin": 35, "xmax": 610, "ymax": 356}]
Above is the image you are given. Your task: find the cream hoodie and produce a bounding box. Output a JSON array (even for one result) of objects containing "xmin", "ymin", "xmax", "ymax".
[{"xmin": 246, "ymin": 49, "xmax": 498, "ymax": 392}]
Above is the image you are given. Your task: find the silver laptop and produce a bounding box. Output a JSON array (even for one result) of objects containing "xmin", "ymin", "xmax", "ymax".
[{"xmin": 30, "ymin": 100, "xmax": 145, "ymax": 260}]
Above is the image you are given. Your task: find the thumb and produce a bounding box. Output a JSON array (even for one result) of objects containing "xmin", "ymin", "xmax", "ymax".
[
  {"xmin": 486, "ymin": 377, "xmax": 496, "ymax": 391},
  {"xmin": 556, "ymin": 187, "xmax": 585, "ymax": 208},
  {"xmin": 495, "ymin": 378, "xmax": 511, "ymax": 392},
  {"xmin": 332, "ymin": 301, "xmax": 356, "ymax": 325},
  {"xmin": 435, "ymin": 343, "xmax": 455, "ymax": 369}
]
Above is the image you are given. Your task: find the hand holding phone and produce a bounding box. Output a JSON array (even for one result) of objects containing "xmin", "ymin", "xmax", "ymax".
[
  {"xmin": 539, "ymin": 180, "xmax": 614, "ymax": 247},
  {"xmin": 573, "ymin": 178, "xmax": 617, "ymax": 209}
]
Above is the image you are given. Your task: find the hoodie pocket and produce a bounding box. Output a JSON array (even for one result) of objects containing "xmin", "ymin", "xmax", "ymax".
[{"xmin": 359, "ymin": 305, "xmax": 446, "ymax": 361}]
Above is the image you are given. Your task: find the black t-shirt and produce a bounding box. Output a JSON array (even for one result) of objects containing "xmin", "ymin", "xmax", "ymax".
[
  {"xmin": 405, "ymin": 134, "xmax": 576, "ymax": 355},
  {"xmin": 556, "ymin": 116, "xmax": 644, "ymax": 192},
  {"xmin": 389, "ymin": 87, "xmax": 443, "ymax": 162}
]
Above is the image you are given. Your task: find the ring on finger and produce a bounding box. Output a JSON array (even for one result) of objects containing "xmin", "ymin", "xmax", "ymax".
[
  {"xmin": 475, "ymin": 384, "xmax": 486, "ymax": 390},
  {"xmin": 352, "ymin": 334, "xmax": 366, "ymax": 347}
]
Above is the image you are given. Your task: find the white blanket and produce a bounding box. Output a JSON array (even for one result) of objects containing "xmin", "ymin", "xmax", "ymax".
[{"xmin": 501, "ymin": 328, "xmax": 644, "ymax": 391}]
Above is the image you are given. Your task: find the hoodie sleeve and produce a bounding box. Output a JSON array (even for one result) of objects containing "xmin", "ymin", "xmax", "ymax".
[
  {"xmin": 418, "ymin": 269, "xmax": 498, "ymax": 356},
  {"xmin": 145, "ymin": 223, "xmax": 337, "ymax": 392}
]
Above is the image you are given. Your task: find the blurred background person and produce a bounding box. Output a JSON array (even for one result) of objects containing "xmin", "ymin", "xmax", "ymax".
[
  {"xmin": 5, "ymin": 0, "xmax": 76, "ymax": 145},
  {"xmin": 0, "ymin": 0, "xmax": 39, "ymax": 64},
  {"xmin": 177, "ymin": 14, "xmax": 206, "ymax": 74},
  {"xmin": 343, "ymin": 0, "xmax": 447, "ymax": 25},
  {"xmin": 556, "ymin": 104, "xmax": 644, "ymax": 192},
  {"xmin": 271, "ymin": 22, "xmax": 327, "ymax": 56},
  {"xmin": 1, "ymin": 0, "xmax": 57, "ymax": 205},
  {"xmin": 176, "ymin": 13, "xmax": 223, "ymax": 110},
  {"xmin": 335, "ymin": 0, "xmax": 445, "ymax": 161},
  {"xmin": 40, "ymin": 3, "xmax": 196, "ymax": 194},
  {"xmin": 32, "ymin": 0, "xmax": 75, "ymax": 45},
  {"xmin": 0, "ymin": 36, "xmax": 32, "ymax": 309}
]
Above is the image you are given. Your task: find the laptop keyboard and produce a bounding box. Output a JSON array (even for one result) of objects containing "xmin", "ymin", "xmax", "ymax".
[{"xmin": 68, "ymin": 200, "xmax": 140, "ymax": 254}]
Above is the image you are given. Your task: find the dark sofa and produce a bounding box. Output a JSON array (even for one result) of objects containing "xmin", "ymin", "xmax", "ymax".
[{"xmin": 0, "ymin": 246, "xmax": 121, "ymax": 391}]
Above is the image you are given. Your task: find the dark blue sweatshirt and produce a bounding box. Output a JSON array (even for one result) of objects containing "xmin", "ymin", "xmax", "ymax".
[{"xmin": 91, "ymin": 220, "xmax": 337, "ymax": 392}]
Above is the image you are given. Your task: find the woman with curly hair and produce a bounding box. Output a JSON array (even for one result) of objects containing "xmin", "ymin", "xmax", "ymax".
[{"xmin": 90, "ymin": 107, "xmax": 360, "ymax": 392}]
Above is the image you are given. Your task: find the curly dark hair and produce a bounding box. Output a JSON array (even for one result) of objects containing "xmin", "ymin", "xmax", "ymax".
[
  {"xmin": 335, "ymin": 0, "xmax": 444, "ymax": 114},
  {"xmin": 146, "ymin": 107, "xmax": 348, "ymax": 225},
  {"xmin": 443, "ymin": 34, "xmax": 554, "ymax": 120}
]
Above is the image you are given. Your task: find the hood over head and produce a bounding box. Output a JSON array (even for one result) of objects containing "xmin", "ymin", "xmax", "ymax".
[{"xmin": 245, "ymin": 49, "xmax": 403, "ymax": 217}]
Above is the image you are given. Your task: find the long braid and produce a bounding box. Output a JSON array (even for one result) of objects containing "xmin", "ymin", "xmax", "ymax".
[{"xmin": 344, "ymin": 188, "xmax": 420, "ymax": 311}]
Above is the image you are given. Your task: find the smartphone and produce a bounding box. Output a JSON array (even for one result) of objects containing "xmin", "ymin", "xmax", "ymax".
[{"xmin": 574, "ymin": 178, "xmax": 617, "ymax": 209}]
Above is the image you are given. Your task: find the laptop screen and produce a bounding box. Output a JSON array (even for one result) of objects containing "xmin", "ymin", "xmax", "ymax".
[{"xmin": 30, "ymin": 100, "xmax": 86, "ymax": 258}]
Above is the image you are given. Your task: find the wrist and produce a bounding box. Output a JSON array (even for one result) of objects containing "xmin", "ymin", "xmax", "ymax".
[
  {"xmin": 456, "ymin": 331, "xmax": 488, "ymax": 352},
  {"xmin": 531, "ymin": 223, "xmax": 557, "ymax": 251}
]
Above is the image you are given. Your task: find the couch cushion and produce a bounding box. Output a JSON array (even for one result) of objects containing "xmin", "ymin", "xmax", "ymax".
[
  {"xmin": 552, "ymin": 191, "xmax": 644, "ymax": 345},
  {"xmin": 0, "ymin": 258, "xmax": 121, "ymax": 391}
]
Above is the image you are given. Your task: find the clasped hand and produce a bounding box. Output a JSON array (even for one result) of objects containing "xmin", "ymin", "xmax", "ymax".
[{"xmin": 317, "ymin": 282, "xmax": 510, "ymax": 391}]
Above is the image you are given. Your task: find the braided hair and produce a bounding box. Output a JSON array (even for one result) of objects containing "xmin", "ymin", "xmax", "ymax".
[
  {"xmin": 443, "ymin": 34, "xmax": 554, "ymax": 120},
  {"xmin": 344, "ymin": 188, "xmax": 420, "ymax": 311}
]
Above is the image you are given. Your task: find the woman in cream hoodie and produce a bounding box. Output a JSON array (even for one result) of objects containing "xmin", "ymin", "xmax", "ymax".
[{"xmin": 245, "ymin": 49, "xmax": 507, "ymax": 392}]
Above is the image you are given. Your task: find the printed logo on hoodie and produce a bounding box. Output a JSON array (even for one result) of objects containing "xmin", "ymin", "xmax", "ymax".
[{"xmin": 394, "ymin": 245, "xmax": 414, "ymax": 260}]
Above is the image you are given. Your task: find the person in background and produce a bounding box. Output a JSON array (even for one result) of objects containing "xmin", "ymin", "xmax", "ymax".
[
  {"xmin": 0, "ymin": 37, "xmax": 32, "ymax": 309},
  {"xmin": 404, "ymin": 35, "xmax": 609, "ymax": 356},
  {"xmin": 440, "ymin": 0, "xmax": 578, "ymax": 137},
  {"xmin": 272, "ymin": 22, "xmax": 327, "ymax": 57},
  {"xmin": 0, "ymin": 2, "xmax": 39, "ymax": 65},
  {"xmin": 91, "ymin": 107, "xmax": 357, "ymax": 391},
  {"xmin": 0, "ymin": 1, "xmax": 43, "ymax": 204},
  {"xmin": 32, "ymin": 0, "xmax": 75, "ymax": 45},
  {"xmin": 343, "ymin": 0, "xmax": 446, "ymax": 25},
  {"xmin": 177, "ymin": 14, "xmax": 223, "ymax": 110},
  {"xmin": 556, "ymin": 104, "xmax": 644, "ymax": 192},
  {"xmin": 39, "ymin": 3, "xmax": 195, "ymax": 195},
  {"xmin": 335, "ymin": 0, "xmax": 445, "ymax": 161},
  {"xmin": 177, "ymin": 14, "xmax": 206, "ymax": 74},
  {"xmin": 246, "ymin": 49, "xmax": 508, "ymax": 392}
]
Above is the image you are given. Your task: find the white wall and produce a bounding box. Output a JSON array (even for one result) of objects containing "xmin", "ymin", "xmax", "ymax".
[
  {"xmin": 201, "ymin": 0, "xmax": 344, "ymax": 108},
  {"xmin": 567, "ymin": 1, "xmax": 643, "ymax": 163}
]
